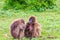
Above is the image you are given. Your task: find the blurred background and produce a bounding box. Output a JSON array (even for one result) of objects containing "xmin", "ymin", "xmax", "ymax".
[{"xmin": 0, "ymin": 0, "xmax": 60, "ymax": 40}]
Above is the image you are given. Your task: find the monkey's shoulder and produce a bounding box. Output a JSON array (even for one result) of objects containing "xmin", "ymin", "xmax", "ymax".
[
  {"xmin": 34, "ymin": 22, "xmax": 41, "ymax": 29},
  {"xmin": 34, "ymin": 22, "xmax": 40, "ymax": 26},
  {"xmin": 26, "ymin": 22, "xmax": 31, "ymax": 25}
]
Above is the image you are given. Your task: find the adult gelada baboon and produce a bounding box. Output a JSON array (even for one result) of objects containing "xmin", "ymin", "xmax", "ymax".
[
  {"xmin": 25, "ymin": 16, "xmax": 41, "ymax": 40},
  {"xmin": 10, "ymin": 19, "xmax": 26, "ymax": 40}
]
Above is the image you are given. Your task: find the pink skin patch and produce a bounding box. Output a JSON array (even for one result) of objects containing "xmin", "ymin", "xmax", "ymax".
[{"xmin": 29, "ymin": 25, "xmax": 33, "ymax": 31}]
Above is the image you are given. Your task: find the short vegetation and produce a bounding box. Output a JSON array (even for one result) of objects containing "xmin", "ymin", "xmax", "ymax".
[{"xmin": 4, "ymin": 0, "xmax": 56, "ymax": 11}]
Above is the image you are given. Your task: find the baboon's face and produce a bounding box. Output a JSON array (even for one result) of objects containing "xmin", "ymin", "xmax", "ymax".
[{"xmin": 29, "ymin": 16, "xmax": 36, "ymax": 24}]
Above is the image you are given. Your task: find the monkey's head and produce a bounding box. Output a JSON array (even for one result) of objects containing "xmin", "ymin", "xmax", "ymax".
[
  {"xmin": 20, "ymin": 19, "xmax": 25, "ymax": 24},
  {"xmin": 29, "ymin": 16, "xmax": 36, "ymax": 24},
  {"xmin": 18, "ymin": 24, "xmax": 26, "ymax": 31},
  {"xmin": 18, "ymin": 19, "xmax": 26, "ymax": 30}
]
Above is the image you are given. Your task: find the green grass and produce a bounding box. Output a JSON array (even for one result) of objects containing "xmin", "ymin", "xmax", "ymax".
[
  {"xmin": 0, "ymin": 11, "xmax": 60, "ymax": 40},
  {"xmin": 0, "ymin": 0, "xmax": 60, "ymax": 40}
]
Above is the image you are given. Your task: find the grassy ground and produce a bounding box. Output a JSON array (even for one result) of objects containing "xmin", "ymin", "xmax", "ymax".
[{"xmin": 0, "ymin": 0, "xmax": 60, "ymax": 40}]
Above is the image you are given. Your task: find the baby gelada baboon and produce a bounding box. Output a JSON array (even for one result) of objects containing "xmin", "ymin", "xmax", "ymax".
[
  {"xmin": 25, "ymin": 16, "xmax": 41, "ymax": 40},
  {"xmin": 10, "ymin": 19, "xmax": 26, "ymax": 40}
]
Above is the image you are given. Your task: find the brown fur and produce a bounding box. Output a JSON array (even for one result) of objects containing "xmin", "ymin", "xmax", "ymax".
[
  {"xmin": 25, "ymin": 16, "xmax": 41, "ymax": 40},
  {"xmin": 10, "ymin": 19, "xmax": 26, "ymax": 40}
]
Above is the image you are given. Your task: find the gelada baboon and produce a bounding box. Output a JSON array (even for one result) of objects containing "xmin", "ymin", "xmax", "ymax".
[
  {"xmin": 25, "ymin": 16, "xmax": 41, "ymax": 40},
  {"xmin": 10, "ymin": 19, "xmax": 26, "ymax": 40}
]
